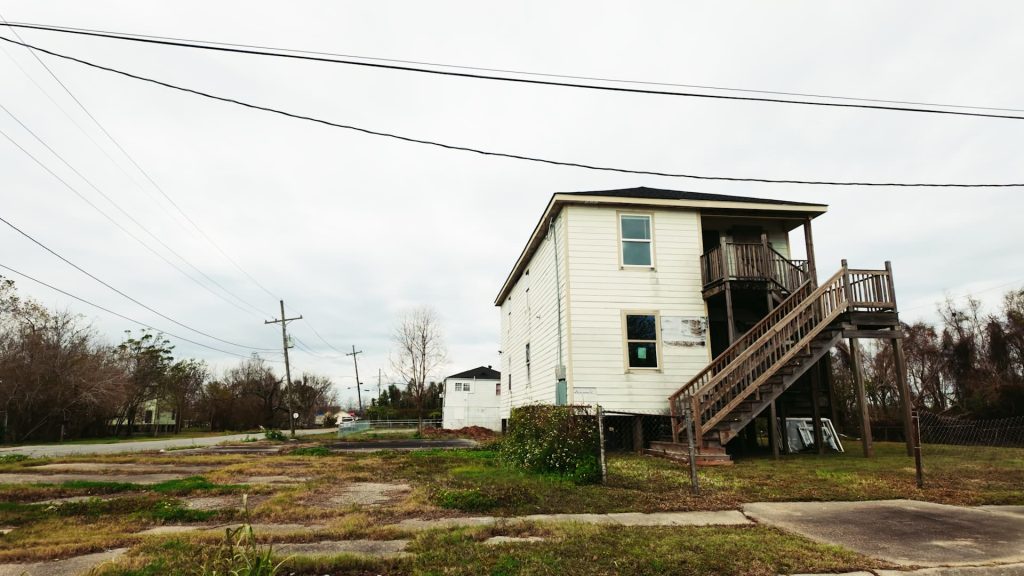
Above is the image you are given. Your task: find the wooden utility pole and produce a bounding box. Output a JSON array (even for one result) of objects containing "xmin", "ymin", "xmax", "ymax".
[
  {"xmin": 347, "ymin": 346, "xmax": 364, "ymax": 415},
  {"xmin": 265, "ymin": 300, "xmax": 302, "ymax": 438}
]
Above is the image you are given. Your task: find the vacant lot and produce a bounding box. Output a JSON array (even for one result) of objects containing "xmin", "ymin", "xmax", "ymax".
[{"xmin": 0, "ymin": 439, "xmax": 1019, "ymax": 575}]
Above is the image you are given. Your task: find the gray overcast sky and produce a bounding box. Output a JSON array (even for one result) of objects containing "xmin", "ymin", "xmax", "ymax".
[{"xmin": 1, "ymin": 1, "xmax": 1022, "ymax": 407}]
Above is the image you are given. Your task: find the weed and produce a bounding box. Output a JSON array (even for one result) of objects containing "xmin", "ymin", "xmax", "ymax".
[
  {"xmin": 0, "ymin": 454, "xmax": 29, "ymax": 465},
  {"xmin": 263, "ymin": 430, "xmax": 286, "ymax": 442},
  {"xmin": 434, "ymin": 488, "xmax": 498, "ymax": 512},
  {"xmin": 150, "ymin": 476, "xmax": 245, "ymax": 495},
  {"xmin": 197, "ymin": 494, "xmax": 288, "ymax": 576}
]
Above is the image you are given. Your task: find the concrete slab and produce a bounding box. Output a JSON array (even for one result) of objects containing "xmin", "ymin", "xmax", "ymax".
[
  {"xmin": 329, "ymin": 482, "xmax": 412, "ymax": 507},
  {"xmin": 0, "ymin": 472, "xmax": 186, "ymax": 485},
  {"xmin": 978, "ymin": 506, "xmax": 1024, "ymax": 519},
  {"xmin": 241, "ymin": 475, "xmax": 308, "ymax": 485},
  {"xmin": 878, "ymin": 565, "xmax": 1024, "ymax": 576},
  {"xmin": 137, "ymin": 523, "xmax": 327, "ymax": 536},
  {"xmin": 744, "ymin": 500, "xmax": 1024, "ymax": 567},
  {"xmin": 608, "ymin": 511, "xmax": 751, "ymax": 526},
  {"xmin": 29, "ymin": 462, "xmax": 213, "ymax": 474},
  {"xmin": 519, "ymin": 513, "xmax": 617, "ymax": 525},
  {"xmin": 274, "ymin": 540, "xmax": 410, "ymax": 559},
  {"xmin": 397, "ymin": 517, "xmax": 497, "ymax": 531},
  {"xmin": 484, "ymin": 536, "xmax": 546, "ymax": 546},
  {"xmin": 0, "ymin": 548, "xmax": 127, "ymax": 576}
]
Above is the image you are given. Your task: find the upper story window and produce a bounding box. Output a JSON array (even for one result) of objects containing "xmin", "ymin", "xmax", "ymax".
[
  {"xmin": 495, "ymin": 381, "xmax": 501, "ymax": 396},
  {"xmin": 625, "ymin": 313, "xmax": 659, "ymax": 369},
  {"xmin": 620, "ymin": 214, "xmax": 652, "ymax": 266},
  {"xmin": 454, "ymin": 381, "xmax": 472, "ymax": 393}
]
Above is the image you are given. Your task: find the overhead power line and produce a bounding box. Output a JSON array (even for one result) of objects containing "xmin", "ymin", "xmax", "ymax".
[
  {"xmin": 3, "ymin": 22, "xmax": 1024, "ymax": 122},
  {"xmin": 0, "ymin": 262, "xmax": 271, "ymax": 360},
  {"xmin": 6, "ymin": 21, "xmax": 1024, "ymax": 116},
  {"xmin": 0, "ymin": 13, "xmax": 282, "ymax": 304},
  {"xmin": 1, "ymin": 34, "xmax": 1020, "ymax": 188},
  {"xmin": 0, "ymin": 109, "xmax": 269, "ymax": 319},
  {"xmin": 0, "ymin": 214, "xmax": 276, "ymax": 351}
]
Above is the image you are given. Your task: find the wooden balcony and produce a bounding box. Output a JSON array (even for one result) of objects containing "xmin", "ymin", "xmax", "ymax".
[{"xmin": 700, "ymin": 243, "xmax": 809, "ymax": 296}]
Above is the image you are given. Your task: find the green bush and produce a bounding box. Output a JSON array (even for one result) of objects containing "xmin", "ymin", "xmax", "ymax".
[
  {"xmin": 499, "ymin": 405, "xmax": 601, "ymax": 484},
  {"xmin": 264, "ymin": 429, "xmax": 286, "ymax": 442}
]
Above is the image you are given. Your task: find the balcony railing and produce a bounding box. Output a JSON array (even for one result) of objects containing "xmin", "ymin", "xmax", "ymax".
[{"xmin": 700, "ymin": 242, "xmax": 809, "ymax": 293}]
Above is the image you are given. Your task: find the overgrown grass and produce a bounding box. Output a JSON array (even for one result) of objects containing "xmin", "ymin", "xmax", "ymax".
[{"xmin": 92, "ymin": 523, "xmax": 884, "ymax": 576}]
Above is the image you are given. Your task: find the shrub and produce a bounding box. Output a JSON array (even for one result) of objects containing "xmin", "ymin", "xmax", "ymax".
[
  {"xmin": 264, "ymin": 429, "xmax": 286, "ymax": 442},
  {"xmin": 499, "ymin": 405, "xmax": 601, "ymax": 484}
]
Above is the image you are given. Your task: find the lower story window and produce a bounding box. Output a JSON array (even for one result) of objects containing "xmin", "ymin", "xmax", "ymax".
[{"xmin": 625, "ymin": 313, "xmax": 659, "ymax": 369}]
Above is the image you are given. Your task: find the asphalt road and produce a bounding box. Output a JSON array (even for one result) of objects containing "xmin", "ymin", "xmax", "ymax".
[{"xmin": 0, "ymin": 428, "xmax": 334, "ymax": 458}]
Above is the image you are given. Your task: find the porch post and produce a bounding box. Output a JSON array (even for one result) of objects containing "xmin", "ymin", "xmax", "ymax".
[
  {"xmin": 633, "ymin": 415, "xmax": 644, "ymax": 454},
  {"xmin": 720, "ymin": 233, "xmax": 737, "ymax": 340},
  {"xmin": 769, "ymin": 401, "xmax": 780, "ymax": 459},
  {"xmin": 810, "ymin": 361, "xmax": 825, "ymax": 454},
  {"xmin": 850, "ymin": 337, "xmax": 874, "ymax": 457},
  {"xmin": 893, "ymin": 339, "xmax": 915, "ymax": 456},
  {"xmin": 886, "ymin": 260, "xmax": 915, "ymax": 457},
  {"xmin": 803, "ymin": 216, "xmax": 817, "ymax": 287}
]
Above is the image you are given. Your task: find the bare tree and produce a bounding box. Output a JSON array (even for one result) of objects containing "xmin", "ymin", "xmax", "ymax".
[{"xmin": 390, "ymin": 306, "xmax": 447, "ymax": 427}]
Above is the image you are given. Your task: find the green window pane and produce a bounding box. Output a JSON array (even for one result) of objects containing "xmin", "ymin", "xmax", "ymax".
[
  {"xmin": 626, "ymin": 315, "xmax": 657, "ymax": 340},
  {"xmin": 628, "ymin": 342, "xmax": 658, "ymax": 368},
  {"xmin": 622, "ymin": 241, "xmax": 651, "ymax": 266},
  {"xmin": 621, "ymin": 216, "xmax": 651, "ymax": 240}
]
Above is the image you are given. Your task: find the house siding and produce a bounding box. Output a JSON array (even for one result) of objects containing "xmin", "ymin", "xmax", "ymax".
[
  {"xmin": 564, "ymin": 205, "xmax": 710, "ymax": 413},
  {"xmin": 499, "ymin": 212, "xmax": 569, "ymax": 419},
  {"xmin": 442, "ymin": 377, "xmax": 502, "ymax": 431}
]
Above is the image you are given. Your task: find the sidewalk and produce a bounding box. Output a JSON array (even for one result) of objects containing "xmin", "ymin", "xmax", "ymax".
[{"xmin": 0, "ymin": 428, "xmax": 333, "ymax": 458}]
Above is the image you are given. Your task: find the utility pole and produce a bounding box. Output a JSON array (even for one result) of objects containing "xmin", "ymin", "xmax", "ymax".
[
  {"xmin": 347, "ymin": 345, "xmax": 364, "ymax": 416},
  {"xmin": 377, "ymin": 368, "xmax": 382, "ymax": 401},
  {"xmin": 265, "ymin": 300, "xmax": 302, "ymax": 438}
]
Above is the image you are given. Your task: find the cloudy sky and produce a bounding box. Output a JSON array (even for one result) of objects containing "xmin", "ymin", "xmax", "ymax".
[{"xmin": 1, "ymin": 2, "xmax": 1022, "ymax": 407}]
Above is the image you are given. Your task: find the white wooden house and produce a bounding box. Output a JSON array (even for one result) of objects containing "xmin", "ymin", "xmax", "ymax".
[
  {"xmin": 496, "ymin": 187, "xmax": 910, "ymax": 463},
  {"xmin": 441, "ymin": 366, "xmax": 502, "ymax": 431}
]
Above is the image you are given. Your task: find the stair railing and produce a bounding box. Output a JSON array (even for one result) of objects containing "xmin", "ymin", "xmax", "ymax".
[{"xmin": 670, "ymin": 264, "xmax": 896, "ymax": 442}]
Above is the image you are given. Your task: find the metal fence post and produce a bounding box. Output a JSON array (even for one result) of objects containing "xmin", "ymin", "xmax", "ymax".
[
  {"xmin": 912, "ymin": 410, "xmax": 924, "ymax": 488},
  {"xmin": 684, "ymin": 405, "xmax": 700, "ymax": 495}
]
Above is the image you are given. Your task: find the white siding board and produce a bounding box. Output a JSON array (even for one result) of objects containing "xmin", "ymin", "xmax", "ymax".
[
  {"xmin": 499, "ymin": 212, "xmax": 569, "ymax": 419},
  {"xmin": 564, "ymin": 205, "xmax": 710, "ymax": 414}
]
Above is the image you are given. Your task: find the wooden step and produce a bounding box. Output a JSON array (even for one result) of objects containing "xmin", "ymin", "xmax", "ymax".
[
  {"xmin": 644, "ymin": 447, "xmax": 734, "ymax": 466},
  {"xmin": 646, "ymin": 441, "xmax": 733, "ymax": 466}
]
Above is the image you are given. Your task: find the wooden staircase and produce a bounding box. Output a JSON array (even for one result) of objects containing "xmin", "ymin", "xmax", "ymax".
[{"xmin": 668, "ymin": 263, "xmax": 898, "ymax": 463}]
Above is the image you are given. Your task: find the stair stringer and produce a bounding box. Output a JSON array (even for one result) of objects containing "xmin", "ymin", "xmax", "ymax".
[{"xmin": 711, "ymin": 329, "xmax": 844, "ymax": 445}]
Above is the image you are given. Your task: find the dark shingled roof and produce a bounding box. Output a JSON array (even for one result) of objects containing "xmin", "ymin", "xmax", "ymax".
[
  {"xmin": 559, "ymin": 186, "xmax": 827, "ymax": 207},
  {"xmin": 446, "ymin": 366, "xmax": 501, "ymax": 380}
]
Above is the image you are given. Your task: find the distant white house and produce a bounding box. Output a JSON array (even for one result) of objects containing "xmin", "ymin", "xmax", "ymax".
[{"xmin": 441, "ymin": 366, "xmax": 502, "ymax": 431}]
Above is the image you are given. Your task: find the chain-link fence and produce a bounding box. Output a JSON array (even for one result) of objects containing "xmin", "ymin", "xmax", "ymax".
[
  {"xmin": 601, "ymin": 411, "xmax": 674, "ymax": 452},
  {"xmin": 917, "ymin": 412, "xmax": 1024, "ymax": 447}
]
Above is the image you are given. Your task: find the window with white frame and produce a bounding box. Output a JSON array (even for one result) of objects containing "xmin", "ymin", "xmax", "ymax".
[
  {"xmin": 495, "ymin": 381, "xmax": 501, "ymax": 396},
  {"xmin": 620, "ymin": 214, "xmax": 652, "ymax": 266},
  {"xmin": 625, "ymin": 313, "xmax": 659, "ymax": 369}
]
